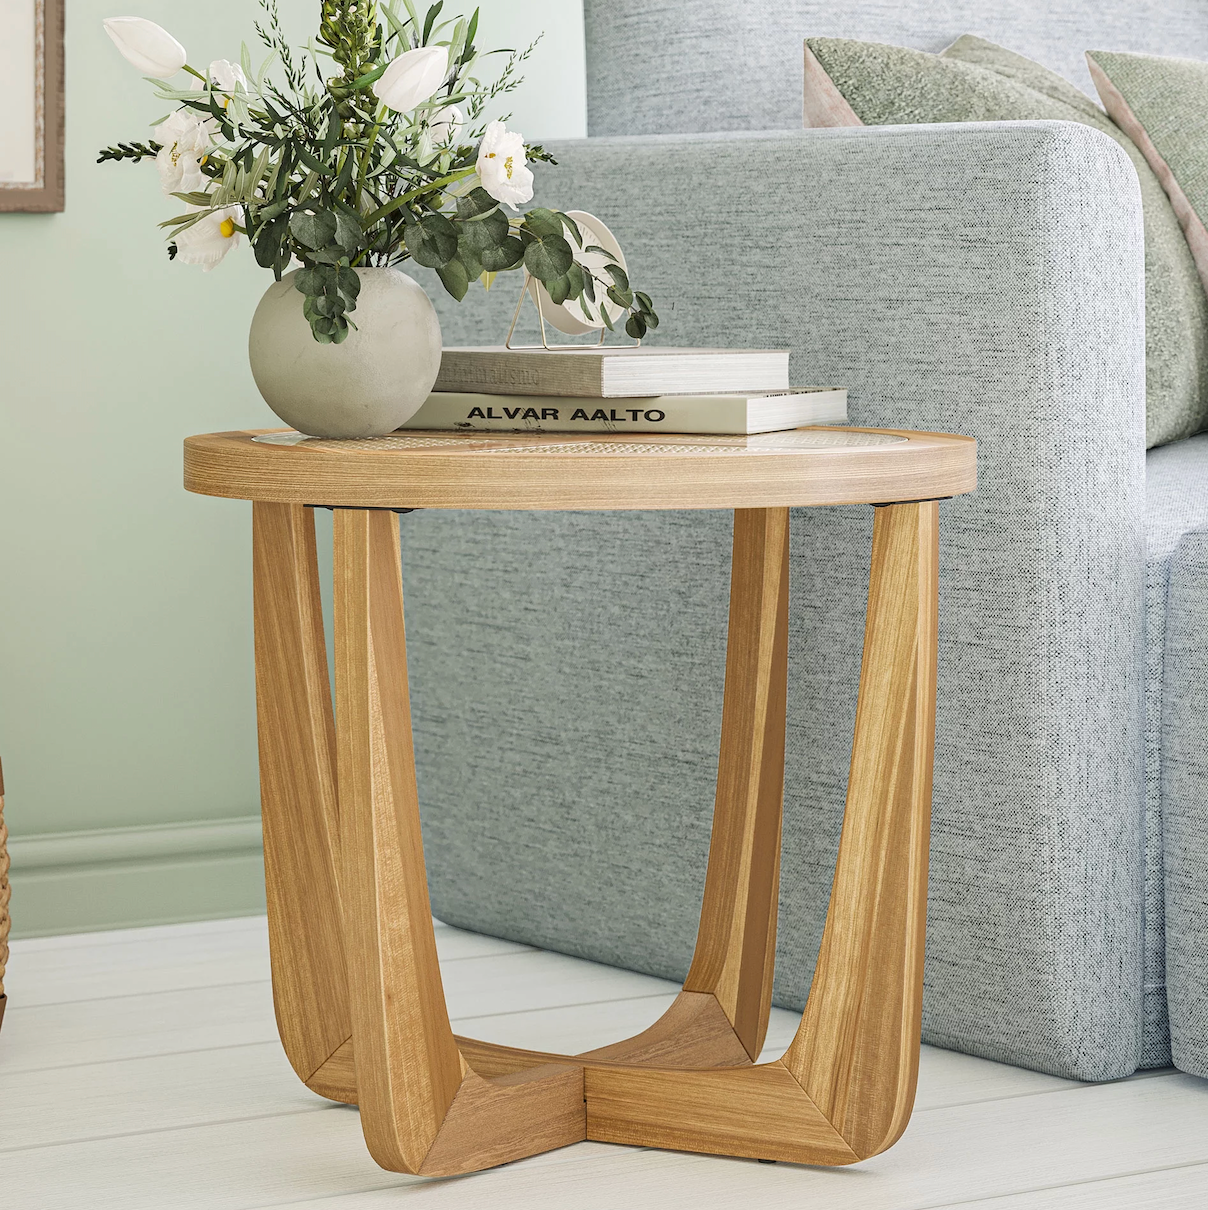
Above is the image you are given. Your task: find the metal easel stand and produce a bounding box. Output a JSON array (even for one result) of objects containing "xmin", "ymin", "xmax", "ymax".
[{"xmin": 503, "ymin": 270, "xmax": 638, "ymax": 350}]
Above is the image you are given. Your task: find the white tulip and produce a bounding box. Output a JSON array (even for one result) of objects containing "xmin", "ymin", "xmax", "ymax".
[
  {"xmin": 103, "ymin": 16, "xmax": 187, "ymax": 78},
  {"xmin": 154, "ymin": 109, "xmax": 213, "ymax": 197},
  {"xmin": 376, "ymin": 45, "xmax": 448, "ymax": 113},
  {"xmin": 175, "ymin": 206, "xmax": 241, "ymax": 271},
  {"xmin": 208, "ymin": 58, "xmax": 248, "ymax": 95},
  {"xmin": 475, "ymin": 120, "xmax": 534, "ymax": 209},
  {"xmin": 428, "ymin": 104, "xmax": 464, "ymax": 145}
]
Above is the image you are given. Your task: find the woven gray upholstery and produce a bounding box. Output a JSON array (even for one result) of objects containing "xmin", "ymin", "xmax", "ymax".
[
  {"xmin": 1149, "ymin": 438, "xmax": 1208, "ymax": 1074},
  {"xmin": 405, "ymin": 122, "xmax": 1148, "ymax": 1081},
  {"xmin": 1163, "ymin": 514, "xmax": 1208, "ymax": 1081},
  {"xmin": 584, "ymin": 1, "xmax": 1208, "ymax": 136}
]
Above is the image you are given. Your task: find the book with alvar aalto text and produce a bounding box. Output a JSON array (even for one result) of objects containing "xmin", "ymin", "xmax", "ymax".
[{"xmin": 402, "ymin": 388, "xmax": 847, "ymax": 435}]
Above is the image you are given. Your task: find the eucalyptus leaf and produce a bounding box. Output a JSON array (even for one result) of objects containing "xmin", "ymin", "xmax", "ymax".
[
  {"xmin": 479, "ymin": 236, "xmax": 524, "ymax": 271},
  {"xmin": 404, "ymin": 212, "xmax": 458, "ymax": 268},
  {"xmin": 546, "ymin": 273, "xmax": 572, "ymax": 306},
  {"xmin": 555, "ymin": 211, "xmax": 582, "ymax": 246},
  {"xmin": 604, "ymin": 262, "xmax": 630, "ymax": 292},
  {"xmin": 606, "ymin": 284, "xmax": 634, "ymax": 309},
  {"xmin": 455, "ymin": 186, "xmax": 499, "ymax": 219},
  {"xmin": 521, "ymin": 207, "xmax": 564, "ymax": 240},
  {"xmin": 437, "ymin": 256, "xmax": 471, "ymax": 301},
  {"xmin": 290, "ymin": 208, "xmax": 337, "ymax": 250},
  {"xmin": 524, "ymin": 233, "xmax": 573, "ymax": 281},
  {"xmin": 294, "ymin": 266, "xmax": 329, "ymax": 295},
  {"xmin": 455, "ymin": 207, "xmax": 508, "ymax": 256},
  {"xmin": 334, "ymin": 209, "xmax": 363, "ymax": 253},
  {"xmin": 337, "ymin": 265, "xmax": 361, "ymax": 300}
]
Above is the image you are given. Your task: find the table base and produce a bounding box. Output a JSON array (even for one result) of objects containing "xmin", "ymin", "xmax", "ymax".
[{"xmin": 251, "ymin": 499, "xmax": 938, "ymax": 1176}]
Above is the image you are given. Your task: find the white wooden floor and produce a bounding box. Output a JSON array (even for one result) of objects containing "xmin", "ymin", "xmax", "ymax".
[{"xmin": 2, "ymin": 917, "xmax": 1207, "ymax": 1209}]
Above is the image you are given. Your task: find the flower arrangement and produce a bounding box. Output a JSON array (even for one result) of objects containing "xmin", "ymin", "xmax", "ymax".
[{"xmin": 100, "ymin": 1, "xmax": 659, "ymax": 345}]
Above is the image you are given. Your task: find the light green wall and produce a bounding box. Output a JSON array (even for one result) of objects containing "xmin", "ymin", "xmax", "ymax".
[{"xmin": 0, "ymin": 0, "xmax": 585, "ymax": 935}]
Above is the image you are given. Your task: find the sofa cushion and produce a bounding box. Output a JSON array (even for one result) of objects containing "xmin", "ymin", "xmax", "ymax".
[
  {"xmin": 1162, "ymin": 526, "xmax": 1208, "ymax": 1079},
  {"xmin": 1145, "ymin": 434, "xmax": 1208, "ymax": 1066},
  {"xmin": 803, "ymin": 35, "xmax": 1208, "ymax": 450},
  {"xmin": 1087, "ymin": 50, "xmax": 1208, "ymax": 297}
]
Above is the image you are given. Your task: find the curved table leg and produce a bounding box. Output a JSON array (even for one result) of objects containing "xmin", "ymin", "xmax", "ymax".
[
  {"xmin": 680, "ymin": 506, "xmax": 788, "ymax": 1060},
  {"xmin": 252, "ymin": 503, "xmax": 351, "ymax": 1088},
  {"xmin": 582, "ymin": 500, "xmax": 938, "ymax": 1164},
  {"xmin": 332, "ymin": 508, "xmax": 585, "ymax": 1176},
  {"xmin": 782, "ymin": 499, "xmax": 939, "ymax": 1158}
]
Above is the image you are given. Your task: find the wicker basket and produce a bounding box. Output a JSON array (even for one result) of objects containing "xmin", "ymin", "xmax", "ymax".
[{"xmin": 0, "ymin": 758, "xmax": 8, "ymax": 1033}]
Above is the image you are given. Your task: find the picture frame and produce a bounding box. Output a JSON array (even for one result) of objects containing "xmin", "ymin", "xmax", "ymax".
[{"xmin": 0, "ymin": 0, "xmax": 64, "ymax": 212}]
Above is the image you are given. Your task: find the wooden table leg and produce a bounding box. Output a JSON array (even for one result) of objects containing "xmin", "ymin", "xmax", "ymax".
[
  {"xmin": 253, "ymin": 503, "xmax": 351, "ymax": 1091},
  {"xmin": 332, "ymin": 508, "xmax": 585, "ymax": 1177},
  {"xmin": 584, "ymin": 507, "xmax": 789, "ymax": 1070},
  {"xmin": 781, "ymin": 499, "xmax": 939, "ymax": 1159},
  {"xmin": 682, "ymin": 507, "xmax": 790, "ymax": 1060},
  {"xmin": 585, "ymin": 500, "xmax": 939, "ymax": 1164}
]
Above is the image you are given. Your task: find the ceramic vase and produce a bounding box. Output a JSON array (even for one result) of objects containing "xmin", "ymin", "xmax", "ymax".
[{"xmin": 248, "ymin": 266, "xmax": 441, "ymax": 438}]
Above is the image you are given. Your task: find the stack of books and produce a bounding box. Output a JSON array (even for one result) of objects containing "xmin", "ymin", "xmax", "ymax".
[{"xmin": 402, "ymin": 346, "xmax": 847, "ymax": 435}]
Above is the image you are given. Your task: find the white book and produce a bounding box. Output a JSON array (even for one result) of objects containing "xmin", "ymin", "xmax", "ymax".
[
  {"xmin": 434, "ymin": 345, "xmax": 791, "ymax": 397},
  {"xmin": 401, "ymin": 388, "xmax": 848, "ymax": 435}
]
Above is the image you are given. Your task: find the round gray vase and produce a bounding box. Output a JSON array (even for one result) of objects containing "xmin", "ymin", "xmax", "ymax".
[{"xmin": 248, "ymin": 266, "xmax": 441, "ymax": 438}]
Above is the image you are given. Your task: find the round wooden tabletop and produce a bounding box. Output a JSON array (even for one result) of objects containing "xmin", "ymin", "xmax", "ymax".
[{"xmin": 183, "ymin": 427, "xmax": 976, "ymax": 511}]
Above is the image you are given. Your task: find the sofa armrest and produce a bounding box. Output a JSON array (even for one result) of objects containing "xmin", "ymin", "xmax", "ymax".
[{"xmin": 418, "ymin": 121, "xmax": 1148, "ymax": 1080}]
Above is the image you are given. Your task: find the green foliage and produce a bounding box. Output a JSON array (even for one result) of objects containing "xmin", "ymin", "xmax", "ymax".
[
  {"xmin": 97, "ymin": 141, "xmax": 163, "ymax": 164},
  {"xmin": 100, "ymin": 0, "xmax": 660, "ymax": 344}
]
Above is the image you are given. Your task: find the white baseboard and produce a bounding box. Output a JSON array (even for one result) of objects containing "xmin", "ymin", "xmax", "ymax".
[{"xmin": 6, "ymin": 816, "xmax": 266, "ymax": 938}]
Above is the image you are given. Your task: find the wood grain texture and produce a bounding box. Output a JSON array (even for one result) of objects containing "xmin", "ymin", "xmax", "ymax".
[
  {"xmin": 584, "ymin": 1060, "xmax": 858, "ymax": 1165},
  {"xmin": 252, "ymin": 503, "xmax": 350, "ymax": 1088},
  {"xmin": 333, "ymin": 508, "xmax": 464, "ymax": 1172},
  {"xmin": 682, "ymin": 508, "xmax": 788, "ymax": 1059},
  {"xmin": 183, "ymin": 427, "xmax": 976, "ymax": 511},
  {"xmin": 578, "ymin": 991, "xmax": 751, "ymax": 1068},
  {"xmin": 418, "ymin": 1065, "xmax": 586, "ymax": 1177},
  {"xmin": 313, "ymin": 992, "xmax": 749, "ymax": 1098},
  {"xmin": 782, "ymin": 500, "xmax": 939, "ymax": 1160}
]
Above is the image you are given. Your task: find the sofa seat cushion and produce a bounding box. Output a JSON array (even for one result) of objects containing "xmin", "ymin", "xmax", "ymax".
[
  {"xmin": 1152, "ymin": 436, "xmax": 1208, "ymax": 1078},
  {"xmin": 803, "ymin": 34, "xmax": 1208, "ymax": 449},
  {"xmin": 1146, "ymin": 434, "xmax": 1208, "ymax": 1068},
  {"xmin": 1163, "ymin": 535, "xmax": 1208, "ymax": 1078}
]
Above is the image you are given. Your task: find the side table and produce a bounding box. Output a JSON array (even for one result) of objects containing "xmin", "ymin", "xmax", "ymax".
[{"xmin": 184, "ymin": 425, "xmax": 976, "ymax": 1176}]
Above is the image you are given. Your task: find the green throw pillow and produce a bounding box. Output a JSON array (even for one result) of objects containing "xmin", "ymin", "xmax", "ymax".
[
  {"xmin": 1087, "ymin": 51, "xmax": 1208, "ymax": 306},
  {"xmin": 804, "ymin": 35, "xmax": 1208, "ymax": 448}
]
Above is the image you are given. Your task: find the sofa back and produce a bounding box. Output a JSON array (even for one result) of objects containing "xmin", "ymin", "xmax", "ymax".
[{"xmin": 584, "ymin": 1, "xmax": 1208, "ymax": 135}]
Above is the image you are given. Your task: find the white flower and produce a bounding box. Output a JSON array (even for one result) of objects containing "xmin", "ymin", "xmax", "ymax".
[
  {"xmin": 475, "ymin": 121, "xmax": 534, "ymax": 209},
  {"xmin": 154, "ymin": 109, "xmax": 213, "ymax": 197},
  {"xmin": 175, "ymin": 206, "xmax": 241, "ymax": 271},
  {"xmin": 207, "ymin": 58, "xmax": 247, "ymax": 104},
  {"xmin": 103, "ymin": 16, "xmax": 187, "ymax": 78},
  {"xmin": 428, "ymin": 104, "xmax": 464, "ymax": 145},
  {"xmin": 376, "ymin": 45, "xmax": 447, "ymax": 113}
]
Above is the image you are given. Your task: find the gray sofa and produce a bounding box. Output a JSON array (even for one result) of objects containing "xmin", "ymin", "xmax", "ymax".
[{"xmin": 400, "ymin": 1, "xmax": 1208, "ymax": 1083}]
